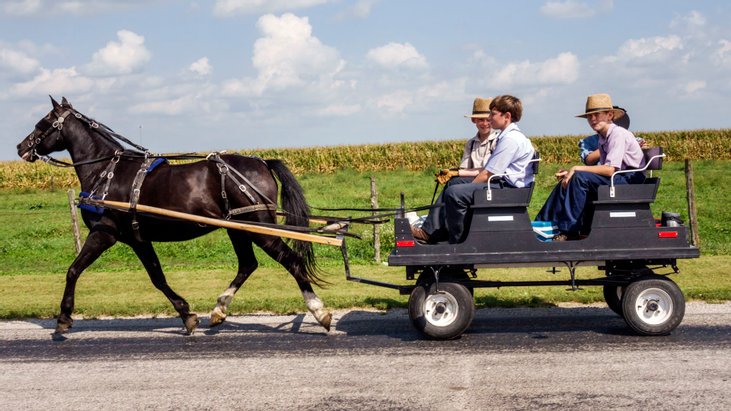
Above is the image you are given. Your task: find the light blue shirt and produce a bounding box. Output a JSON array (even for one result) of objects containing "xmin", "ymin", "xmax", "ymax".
[
  {"xmin": 598, "ymin": 124, "xmax": 644, "ymax": 170},
  {"xmin": 483, "ymin": 123, "xmax": 535, "ymax": 188}
]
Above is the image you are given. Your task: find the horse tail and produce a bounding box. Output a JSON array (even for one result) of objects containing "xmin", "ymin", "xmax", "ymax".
[{"xmin": 265, "ymin": 159, "xmax": 324, "ymax": 286}]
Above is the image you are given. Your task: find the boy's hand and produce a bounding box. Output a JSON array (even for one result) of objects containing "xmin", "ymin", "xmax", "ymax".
[{"xmin": 435, "ymin": 169, "xmax": 459, "ymax": 185}]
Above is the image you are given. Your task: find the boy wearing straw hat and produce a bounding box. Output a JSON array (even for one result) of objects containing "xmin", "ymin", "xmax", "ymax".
[
  {"xmin": 535, "ymin": 93, "xmax": 645, "ymax": 241},
  {"xmin": 436, "ymin": 97, "xmax": 500, "ymax": 185},
  {"xmin": 413, "ymin": 95, "xmax": 535, "ymax": 243}
]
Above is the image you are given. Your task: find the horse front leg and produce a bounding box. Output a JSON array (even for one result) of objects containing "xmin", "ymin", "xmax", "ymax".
[
  {"xmin": 56, "ymin": 228, "xmax": 117, "ymax": 334},
  {"xmin": 129, "ymin": 241, "xmax": 198, "ymax": 335},
  {"xmin": 210, "ymin": 232, "xmax": 258, "ymax": 327}
]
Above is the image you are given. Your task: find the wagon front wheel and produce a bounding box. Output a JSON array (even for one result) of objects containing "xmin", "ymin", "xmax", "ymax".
[
  {"xmin": 408, "ymin": 281, "xmax": 474, "ymax": 340},
  {"xmin": 621, "ymin": 276, "xmax": 685, "ymax": 336}
]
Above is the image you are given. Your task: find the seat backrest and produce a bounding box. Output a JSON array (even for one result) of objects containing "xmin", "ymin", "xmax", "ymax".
[
  {"xmin": 472, "ymin": 185, "xmax": 534, "ymax": 208},
  {"xmin": 643, "ymin": 146, "xmax": 663, "ymax": 170},
  {"xmin": 530, "ymin": 150, "xmax": 540, "ymax": 175}
]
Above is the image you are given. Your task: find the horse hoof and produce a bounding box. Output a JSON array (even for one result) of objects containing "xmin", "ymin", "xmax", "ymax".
[
  {"xmin": 319, "ymin": 312, "xmax": 332, "ymax": 332},
  {"xmin": 55, "ymin": 319, "xmax": 72, "ymax": 334},
  {"xmin": 183, "ymin": 314, "xmax": 199, "ymax": 335},
  {"xmin": 209, "ymin": 309, "xmax": 227, "ymax": 328}
]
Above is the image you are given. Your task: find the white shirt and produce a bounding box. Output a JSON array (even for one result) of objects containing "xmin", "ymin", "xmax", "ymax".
[{"xmin": 483, "ymin": 123, "xmax": 535, "ymax": 188}]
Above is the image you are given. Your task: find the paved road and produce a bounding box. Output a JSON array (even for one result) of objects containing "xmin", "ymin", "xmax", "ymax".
[{"xmin": 1, "ymin": 302, "xmax": 730, "ymax": 410}]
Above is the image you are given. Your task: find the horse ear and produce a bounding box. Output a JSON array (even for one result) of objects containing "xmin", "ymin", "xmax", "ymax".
[
  {"xmin": 50, "ymin": 95, "xmax": 61, "ymax": 110},
  {"xmin": 61, "ymin": 96, "xmax": 72, "ymax": 107}
]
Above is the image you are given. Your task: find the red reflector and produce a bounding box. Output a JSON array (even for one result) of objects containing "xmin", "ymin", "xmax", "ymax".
[
  {"xmin": 396, "ymin": 240, "xmax": 415, "ymax": 247},
  {"xmin": 658, "ymin": 231, "xmax": 678, "ymax": 238}
]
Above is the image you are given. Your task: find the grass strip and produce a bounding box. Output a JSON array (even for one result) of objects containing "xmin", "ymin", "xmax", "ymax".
[{"xmin": 1, "ymin": 256, "xmax": 728, "ymax": 319}]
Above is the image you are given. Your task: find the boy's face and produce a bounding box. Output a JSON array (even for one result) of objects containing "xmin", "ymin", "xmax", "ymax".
[
  {"xmin": 472, "ymin": 117, "xmax": 492, "ymax": 135},
  {"xmin": 586, "ymin": 111, "xmax": 613, "ymax": 133},
  {"xmin": 489, "ymin": 109, "xmax": 510, "ymax": 130}
]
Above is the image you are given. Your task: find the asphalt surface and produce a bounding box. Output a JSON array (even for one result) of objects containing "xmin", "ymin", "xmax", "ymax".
[{"xmin": 1, "ymin": 302, "xmax": 730, "ymax": 410}]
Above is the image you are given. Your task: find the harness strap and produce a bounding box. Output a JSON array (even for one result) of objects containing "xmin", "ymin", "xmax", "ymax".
[
  {"xmin": 88, "ymin": 151, "xmax": 122, "ymax": 200},
  {"xmin": 228, "ymin": 203, "xmax": 277, "ymax": 217},
  {"xmin": 209, "ymin": 154, "xmax": 279, "ymax": 220},
  {"xmin": 129, "ymin": 157, "xmax": 158, "ymax": 240}
]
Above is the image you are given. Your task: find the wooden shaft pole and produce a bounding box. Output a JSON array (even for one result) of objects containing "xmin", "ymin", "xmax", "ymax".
[{"xmin": 97, "ymin": 200, "xmax": 342, "ymax": 247}]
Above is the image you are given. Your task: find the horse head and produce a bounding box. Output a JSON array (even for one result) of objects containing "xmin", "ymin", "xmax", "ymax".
[{"xmin": 17, "ymin": 96, "xmax": 77, "ymax": 162}]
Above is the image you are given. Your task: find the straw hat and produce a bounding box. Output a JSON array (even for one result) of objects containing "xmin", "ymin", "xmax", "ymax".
[
  {"xmin": 465, "ymin": 97, "xmax": 493, "ymax": 119},
  {"xmin": 576, "ymin": 93, "xmax": 626, "ymax": 120}
]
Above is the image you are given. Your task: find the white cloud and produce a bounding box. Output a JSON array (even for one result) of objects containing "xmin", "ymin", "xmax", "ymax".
[
  {"xmin": 85, "ymin": 30, "xmax": 152, "ymax": 76},
  {"xmin": 713, "ymin": 39, "xmax": 731, "ymax": 66},
  {"xmin": 316, "ymin": 104, "xmax": 361, "ymax": 116},
  {"xmin": 375, "ymin": 90, "xmax": 413, "ymax": 114},
  {"xmin": 0, "ymin": 47, "xmax": 40, "ymax": 75},
  {"xmin": 491, "ymin": 52, "xmax": 579, "ymax": 88},
  {"xmin": 366, "ymin": 42, "xmax": 428, "ymax": 70},
  {"xmin": 616, "ymin": 35, "xmax": 683, "ymax": 61},
  {"xmin": 671, "ymin": 10, "xmax": 706, "ymax": 29},
  {"xmin": 247, "ymin": 13, "xmax": 345, "ymax": 93},
  {"xmin": 540, "ymin": 0, "xmax": 613, "ymax": 19},
  {"xmin": 335, "ymin": 0, "xmax": 380, "ymax": 20},
  {"xmin": 130, "ymin": 96, "xmax": 197, "ymax": 116},
  {"xmin": 2, "ymin": 0, "xmax": 41, "ymax": 15},
  {"xmin": 213, "ymin": 0, "xmax": 329, "ymax": 17},
  {"xmin": 9, "ymin": 67, "xmax": 94, "ymax": 96},
  {"xmin": 684, "ymin": 80, "xmax": 706, "ymax": 94},
  {"xmin": 189, "ymin": 57, "xmax": 212, "ymax": 76},
  {"xmin": 1, "ymin": 0, "xmax": 157, "ymax": 16}
]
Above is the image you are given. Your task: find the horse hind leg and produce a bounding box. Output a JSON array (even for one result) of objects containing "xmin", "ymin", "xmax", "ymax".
[
  {"xmin": 130, "ymin": 241, "xmax": 199, "ymax": 335},
  {"xmin": 302, "ymin": 286, "xmax": 332, "ymax": 332},
  {"xmin": 255, "ymin": 236, "xmax": 332, "ymax": 332},
  {"xmin": 210, "ymin": 232, "xmax": 259, "ymax": 327}
]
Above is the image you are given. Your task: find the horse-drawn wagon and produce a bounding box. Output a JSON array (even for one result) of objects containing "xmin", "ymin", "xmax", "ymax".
[
  {"xmin": 345, "ymin": 148, "xmax": 700, "ymax": 339},
  {"xmin": 17, "ymin": 97, "xmax": 699, "ymax": 340}
]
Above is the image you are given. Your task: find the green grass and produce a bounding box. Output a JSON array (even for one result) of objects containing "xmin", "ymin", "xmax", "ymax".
[
  {"xmin": 1, "ymin": 256, "xmax": 728, "ymax": 319},
  {"xmin": 1, "ymin": 162, "xmax": 729, "ymax": 318}
]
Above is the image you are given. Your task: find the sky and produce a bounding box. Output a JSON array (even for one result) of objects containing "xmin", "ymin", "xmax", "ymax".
[{"xmin": 2, "ymin": 0, "xmax": 731, "ymax": 161}]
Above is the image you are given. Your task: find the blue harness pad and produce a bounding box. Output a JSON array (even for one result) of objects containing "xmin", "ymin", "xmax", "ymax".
[
  {"xmin": 78, "ymin": 192, "xmax": 105, "ymax": 214},
  {"xmin": 146, "ymin": 157, "xmax": 167, "ymax": 173}
]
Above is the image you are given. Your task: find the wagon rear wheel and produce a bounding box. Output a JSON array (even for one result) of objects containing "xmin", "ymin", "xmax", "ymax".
[
  {"xmin": 408, "ymin": 281, "xmax": 474, "ymax": 340},
  {"xmin": 621, "ymin": 276, "xmax": 685, "ymax": 336}
]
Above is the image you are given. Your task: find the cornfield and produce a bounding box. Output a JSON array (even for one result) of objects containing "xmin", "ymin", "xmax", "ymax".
[{"xmin": 3, "ymin": 129, "xmax": 729, "ymax": 190}]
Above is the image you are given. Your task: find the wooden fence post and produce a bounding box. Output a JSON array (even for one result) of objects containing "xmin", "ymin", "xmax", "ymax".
[
  {"xmin": 370, "ymin": 176, "xmax": 380, "ymax": 263},
  {"xmin": 685, "ymin": 159, "xmax": 700, "ymax": 247},
  {"xmin": 67, "ymin": 189, "xmax": 82, "ymax": 254}
]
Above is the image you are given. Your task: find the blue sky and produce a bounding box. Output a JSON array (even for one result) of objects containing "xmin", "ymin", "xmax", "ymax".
[{"xmin": 2, "ymin": 0, "xmax": 730, "ymax": 160}]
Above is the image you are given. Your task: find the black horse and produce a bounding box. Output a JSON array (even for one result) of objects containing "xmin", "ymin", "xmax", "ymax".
[{"xmin": 16, "ymin": 96, "xmax": 331, "ymax": 335}]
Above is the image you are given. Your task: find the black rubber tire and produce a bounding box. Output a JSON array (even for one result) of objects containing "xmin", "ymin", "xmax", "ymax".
[
  {"xmin": 621, "ymin": 276, "xmax": 685, "ymax": 336},
  {"xmin": 408, "ymin": 281, "xmax": 475, "ymax": 340},
  {"xmin": 603, "ymin": 285, "xmax": 624, "ymax": 317}
]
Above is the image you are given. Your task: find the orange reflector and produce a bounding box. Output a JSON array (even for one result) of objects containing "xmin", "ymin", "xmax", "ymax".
[
  {"xmin": 658, "ymin": 231, "xmax": 678, "ymax": 238},
  {"xmin": 396, "ymin": 240, "xmax": 415, "ymax": 247}
]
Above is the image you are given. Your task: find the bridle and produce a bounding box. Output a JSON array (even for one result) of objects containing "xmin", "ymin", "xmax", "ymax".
[
  {"xmin": 23, "ymin": 106, "xmax": 149, "ymax": 167},
  {"xmin": 23, "ymin": 108, "xmax": 75, "ymax": 161}
]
